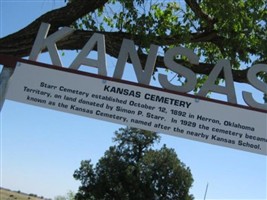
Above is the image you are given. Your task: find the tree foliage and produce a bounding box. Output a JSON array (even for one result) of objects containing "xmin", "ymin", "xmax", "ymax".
[
  {"xmin": 73, "ymin": 127, "xmax": 194, "ymax": 200},
  {"xmin": 1, "ymin": 0, "xmax": 266, "ymax": 85}
]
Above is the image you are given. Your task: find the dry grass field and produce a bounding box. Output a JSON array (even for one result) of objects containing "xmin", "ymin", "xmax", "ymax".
[{"xmin": 0, "ymin": 188, "xmax": 50, "ymax": 200}]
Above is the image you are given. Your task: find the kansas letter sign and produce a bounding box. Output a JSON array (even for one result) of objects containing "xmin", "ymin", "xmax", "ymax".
[{"xmin": 5, "ymin": 62, "xmax": 267, "ymax": 155}]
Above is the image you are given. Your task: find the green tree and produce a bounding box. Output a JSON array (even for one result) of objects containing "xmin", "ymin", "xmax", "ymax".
[
  {"xmin": 1, "ymin": 0, "xmax": 266, "ymax": 87},
  {"xmin": 73, "ymin": 127, "xmax": 194, "ymax": 200}
]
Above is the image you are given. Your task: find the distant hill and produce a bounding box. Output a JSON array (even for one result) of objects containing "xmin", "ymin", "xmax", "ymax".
[{"xmin": 0, "ymin": 187, "xmax": 51, "ymax": 200}]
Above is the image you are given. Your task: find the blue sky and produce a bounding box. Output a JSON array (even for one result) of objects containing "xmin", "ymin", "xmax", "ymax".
[{"xmin": 0, "ymin": 1, "xmax": 266, "ymax": 200}]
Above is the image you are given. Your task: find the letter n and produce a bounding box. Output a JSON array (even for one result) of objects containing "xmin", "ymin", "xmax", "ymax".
[
  {"xmin": 113, "ymin": 39, "xmax": 158, "ymax": 85},
  {"xmin": 69, "ymin": 33, "xmax": 107, "ymax": 76}
]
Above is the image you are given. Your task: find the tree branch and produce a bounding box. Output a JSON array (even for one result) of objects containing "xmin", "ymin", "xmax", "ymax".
[
  {"xmin": 0, "ymin": 0, "xmax": 250, "ymax": 83},
  {"xmin": 184, "ymin": 0, "xmax": 216, "ymax": 30},
  {"xmin": 0, "ymin": 0, "xmax": 108, "ymax": 57}
]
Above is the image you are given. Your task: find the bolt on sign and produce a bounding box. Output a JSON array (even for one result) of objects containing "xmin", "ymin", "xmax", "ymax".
[{"xmin": 2, "ymin": 23, "xmax": 267, "ymax": 155}]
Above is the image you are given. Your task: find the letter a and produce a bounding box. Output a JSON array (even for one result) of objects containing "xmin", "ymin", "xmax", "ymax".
[{"xmin": 198, "ymin": 60, "xmax": 237, "ymax": 104}]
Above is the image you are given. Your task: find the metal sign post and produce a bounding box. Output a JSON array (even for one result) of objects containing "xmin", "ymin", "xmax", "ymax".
[{"xmin": 0, "ymin": 66, "xmax": 14, "ymax": 111}]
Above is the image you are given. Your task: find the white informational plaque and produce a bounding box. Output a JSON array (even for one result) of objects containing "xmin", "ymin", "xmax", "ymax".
[{"xmin": 6, "ymin": 62, "xmax": 267, "ymax": 155}]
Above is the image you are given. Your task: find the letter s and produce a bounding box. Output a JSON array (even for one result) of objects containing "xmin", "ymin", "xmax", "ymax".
[
  {"xmin": 242, "ymin": 64, "xmax": 267, "ymax": 111},
  {"xmin": 159, "ymin": 47, "xmax": 198, "ymax": 93}
]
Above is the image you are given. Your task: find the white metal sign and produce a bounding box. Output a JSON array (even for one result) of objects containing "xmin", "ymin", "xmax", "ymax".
[
  {"xmin": 6, "ymin": 62, "xmax": 267, "ymax": 155},
  {"xmin": 28, "ymin": 23, "xmax": 267, "ymax": 111}
]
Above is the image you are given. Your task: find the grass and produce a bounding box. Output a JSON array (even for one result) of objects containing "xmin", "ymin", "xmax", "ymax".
[{"xmin": 0, "ymin": 188, "xmax": 50, "ymax": 200}]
